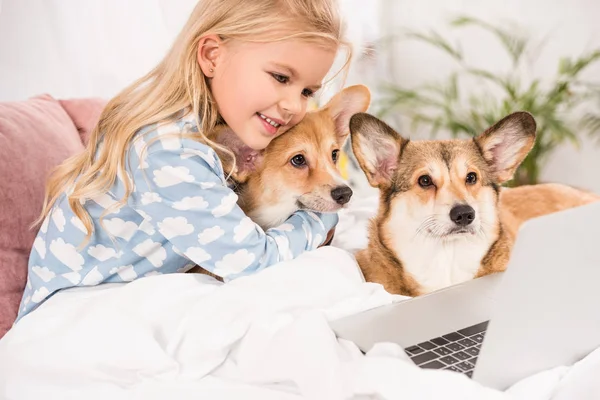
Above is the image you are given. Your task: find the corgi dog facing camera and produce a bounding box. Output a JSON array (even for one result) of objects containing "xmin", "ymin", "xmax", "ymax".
[{"xmin": 349, "ymin": 111, "xmax": 600, "ymax": 296}]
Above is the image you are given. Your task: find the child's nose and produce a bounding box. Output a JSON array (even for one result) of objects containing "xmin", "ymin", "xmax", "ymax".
[{"xmin": 280, "ymin": 93, "xmax": 304, "ymax": 116}]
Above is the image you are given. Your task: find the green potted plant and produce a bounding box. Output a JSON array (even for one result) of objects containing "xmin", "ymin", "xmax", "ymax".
[{"xmin": 376, "ymin": 16, "xmax": 600, "ymax": 186}]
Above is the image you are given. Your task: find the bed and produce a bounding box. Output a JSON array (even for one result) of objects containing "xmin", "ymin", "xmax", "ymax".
[{"xmin": 1, "ymin": 194, "xmax": 599, "ymax": 400}]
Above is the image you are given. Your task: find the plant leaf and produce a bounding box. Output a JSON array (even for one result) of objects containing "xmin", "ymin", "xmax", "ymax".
[
  {"xmin": 405, "ymin": 30, "xmax": 463, "ymax": 62},
  {"xmin": 449, "ymin": 15, "xmax": 527, "ymax": 65}
]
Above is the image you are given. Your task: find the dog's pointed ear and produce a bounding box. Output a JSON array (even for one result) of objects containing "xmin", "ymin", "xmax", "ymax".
[
  {"xmin": 350, "ymin": 113, "xmax": 405, "ymax": 188},
  {"xmin": 212, "ymin": 126, "xmax": 264, "ymax": 183},
  {"xmin": 323, "ymin": 84, "xmax": 371, "ymax": 147},
  {"xmin": 475, "ymin": 112, "xmax": 536, "ymax": 183}
]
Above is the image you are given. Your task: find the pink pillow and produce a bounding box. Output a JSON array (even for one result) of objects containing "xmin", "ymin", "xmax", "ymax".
[
  {"xmin": 0, "ymin": 94, "xmax": 84, "ymax": 338},
  {"xmin": 59, "ymin": 98, "xmax": 107, "ymax": 146}
]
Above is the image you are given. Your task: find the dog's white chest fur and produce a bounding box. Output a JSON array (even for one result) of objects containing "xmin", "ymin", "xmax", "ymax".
[
  {"xmin": 387, "ymin": 211, "xmax": 493, "ymax": 294},
  {"xmin": 395, "ymin": 237, "xmax": 489, "ymax": 293}
]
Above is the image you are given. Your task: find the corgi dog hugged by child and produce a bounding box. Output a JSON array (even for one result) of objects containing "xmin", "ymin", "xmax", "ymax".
[
  {"xmin": 350, "ymin": 111, "xmax": 600, "ymax": 296},
  {"xmin": 16, "ymin": 0, "xmax": 354, "ymax": 322},
  {"xmin": 211, "ymin": 85, "xmax": 371, "ymax": 230},
  {"xmin": 187, "ymin": 85, "xmax": 370, "ymax": 279}
]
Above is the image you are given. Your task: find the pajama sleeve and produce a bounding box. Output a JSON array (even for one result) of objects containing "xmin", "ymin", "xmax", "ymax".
[{"xmin": 128, "ymin": 145, "xmax": 338, "ymax": 280}]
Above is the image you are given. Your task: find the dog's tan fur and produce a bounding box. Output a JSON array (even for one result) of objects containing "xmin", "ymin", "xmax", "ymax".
[
  {"xmin": 499, "ymin": 184, "xmax": 600, "ymax": 238},
  {"xmin": 350, "ymin": 112, "xmax": 600, "ymax": 296}
]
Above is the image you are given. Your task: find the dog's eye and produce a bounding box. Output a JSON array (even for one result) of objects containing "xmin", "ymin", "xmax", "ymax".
[
  {"xmin": 290, "ymin": 154, "xmax": 306, "ymax": 167},
  {"xmin": 418, "ymin": 175, "xmax": 433, "ymax": 188},
  {"xmin": 466, "ymin": 172, "xmax": 478, "ymax": 185},
  {"xmin": 332, "ymin": 149, "xmax": 339, "ymax": 163}
]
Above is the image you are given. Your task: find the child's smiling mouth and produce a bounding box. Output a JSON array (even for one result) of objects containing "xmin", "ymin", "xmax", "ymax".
[{"xmin": 257, "ymin": 113, "xmax": 283, "ymax": 135}]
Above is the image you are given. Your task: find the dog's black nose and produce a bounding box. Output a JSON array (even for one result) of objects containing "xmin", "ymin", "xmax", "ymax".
[
  {"xmin": 331, "ymin": 186, "xmax": 353, "ymax": 205},
  {"xmin": 450, "ymin": 204, "xmax": 475, "ymax": 226}
]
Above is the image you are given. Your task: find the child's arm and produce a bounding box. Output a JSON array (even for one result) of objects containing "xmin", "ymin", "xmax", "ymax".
[{"xmin": 129, "ymin": 145, "xmax": 338, "ymax": 280}]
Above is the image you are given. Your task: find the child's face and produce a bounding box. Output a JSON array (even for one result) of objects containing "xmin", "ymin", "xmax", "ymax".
[{"xmin": 209, "ymin": 39, "xmax": 336, "ymax": 150}]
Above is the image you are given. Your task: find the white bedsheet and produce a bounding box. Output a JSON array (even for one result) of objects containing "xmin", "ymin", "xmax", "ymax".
[{"xmin": 1, "ymin": 195, "xmax": 599, "ymax": 400}]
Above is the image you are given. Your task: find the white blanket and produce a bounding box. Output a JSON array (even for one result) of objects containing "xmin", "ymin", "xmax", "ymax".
[{"xmin": 1, "ymin": 196, "xmax": 600, "ymax": 400}]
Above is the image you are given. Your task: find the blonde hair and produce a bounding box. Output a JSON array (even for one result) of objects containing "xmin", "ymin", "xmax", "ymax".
[{"xmin": 36, "ymin": 0, "xmax": 353, "ymax": 244}]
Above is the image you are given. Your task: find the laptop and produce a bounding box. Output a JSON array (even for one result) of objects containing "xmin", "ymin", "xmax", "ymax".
[{"xmin": 330, "ymin": 201, "xmax": 600, "ymax": 390}]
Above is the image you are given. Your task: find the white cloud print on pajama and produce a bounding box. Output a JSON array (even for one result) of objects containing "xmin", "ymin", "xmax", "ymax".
[{"xmin": 18, "ymin": 113, "xmax": 337, "ymax": 321}]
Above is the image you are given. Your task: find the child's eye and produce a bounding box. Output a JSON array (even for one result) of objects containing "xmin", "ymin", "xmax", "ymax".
[
  {"xmin": 270, "ymin": 73, "xmax": 289, "ymax": 84},
  {"xmin": 302, "ymin": 88, "xmax": 315, "ymax": 98},
  {"xmin": 270, "ymin": 72, "xmax": 314, "ymax": 98}
]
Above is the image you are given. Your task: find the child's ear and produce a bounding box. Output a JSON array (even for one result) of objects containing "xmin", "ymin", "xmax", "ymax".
[
  {"xmin": 212, "ymin": 126, "xmax": 264, "ymax": 183},
  {"xmin": 197, "ymin": 34, "xmax": 222, "ymax": 78},
  {"xmin": 475, "ymin": 112, "xmax": 536, "ymax": 183},
  {"xmin": 349, "ymin": 113, "xmax": 405, "ymax": 189},
  {"xmin": 323, "ymin": 85, "xmax": 371, "ymax": 147}
]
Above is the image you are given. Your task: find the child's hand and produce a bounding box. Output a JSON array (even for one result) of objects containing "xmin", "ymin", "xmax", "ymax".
[{"xmin": 318, "ymin": 211, "xmax": 339, "ymax": 232}]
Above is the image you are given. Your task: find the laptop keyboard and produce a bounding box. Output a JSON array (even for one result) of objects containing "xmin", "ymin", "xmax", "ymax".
[{"xmin": 404, "ymin": 321, "xmax": 489, "ymax": 378}]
